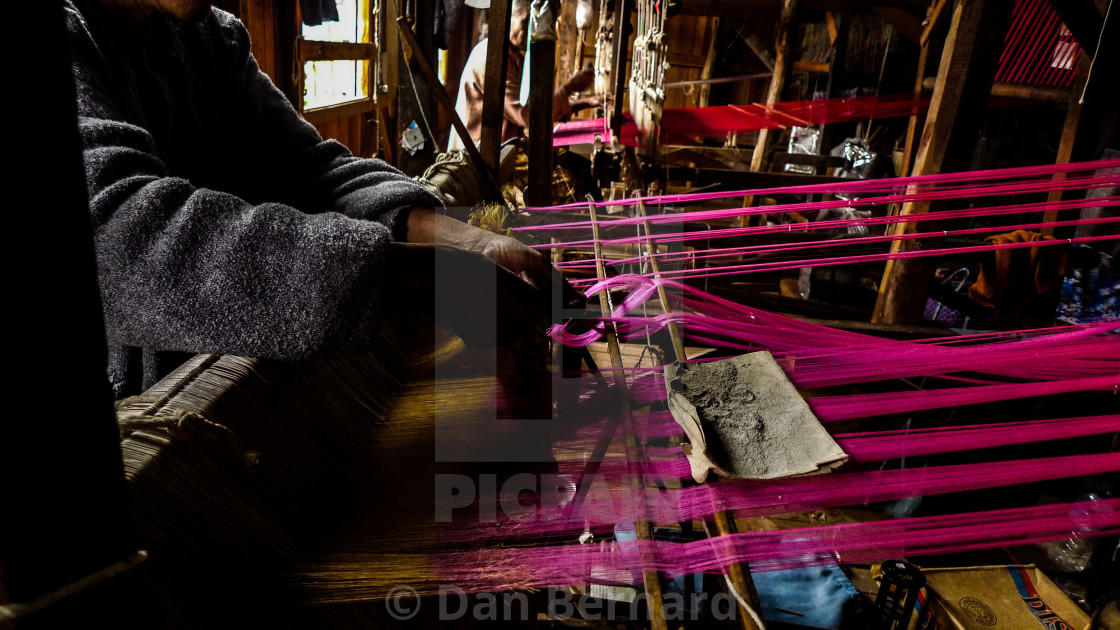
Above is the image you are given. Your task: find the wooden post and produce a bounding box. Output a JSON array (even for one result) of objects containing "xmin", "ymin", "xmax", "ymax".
[
  {"xmin": 610, "ymin": 0, "xmax": 634, "ymax": 137},
  {"xmin": 872, "ymin": 0, "xmax": 1015, "ymax": 324},
  {"xmin": 699, "ymin": 17, "xmax": 722, "ymax": 108},
  {"xmin": 480, "ymin": 0, "xmax": 514, "ymax": 174},
  {"xmin": 526, "ymin": 4, "xmax": 558, "ymax": 208},
  {"xmin": 750, "ymin": 0, "xmax": 799, "ymax": 173},
  {"xmin": 275, "ymin": 0, "xmax": 301, "ymax": 106},
  {"xmin": 1044, "ymin": 0, "xmax": 1118, "ymax": 238},
  {"xmin": 899, "ymin": 0, "xmax": 941, "ymax": 180}
]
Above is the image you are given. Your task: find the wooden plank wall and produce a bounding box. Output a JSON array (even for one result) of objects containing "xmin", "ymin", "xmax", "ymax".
[
  {"xmin": 237, "ymin": 0, "xmax": 379, "ymax": 159},
  {"xmin": 238, "ymin": 0, "xmax": 280, "ymax": 81}
]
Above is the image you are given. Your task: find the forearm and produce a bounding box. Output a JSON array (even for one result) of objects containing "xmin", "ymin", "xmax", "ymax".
[{"xmin": 403, "ymin": 207, "xmax": 488, "ymax": 248}]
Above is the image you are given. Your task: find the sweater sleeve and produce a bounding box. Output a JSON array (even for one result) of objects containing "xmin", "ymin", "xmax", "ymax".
[{"xmin": 69, "ymin": 8, "xmax": 426, "ymax": 360}]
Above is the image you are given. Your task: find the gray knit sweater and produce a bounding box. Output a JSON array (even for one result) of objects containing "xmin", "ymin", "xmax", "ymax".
[{"xmin": 66, "ymin": 1, "xmax": 443, "ymax": 397}]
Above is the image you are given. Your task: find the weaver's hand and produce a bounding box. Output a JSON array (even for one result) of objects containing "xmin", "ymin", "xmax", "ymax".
[
  {"xmin": 386, "ymin": 243, "xmax": 547, "ymax": 348},
  {"xmin": 403, "ymin": 207, "xmax": 583, "ymax": 312},
  {"xmin": 464, "ymin": 231, "xmax": 588, "ymax": 316}
]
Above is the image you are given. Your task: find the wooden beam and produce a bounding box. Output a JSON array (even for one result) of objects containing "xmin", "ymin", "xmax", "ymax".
[
  {"xmin": 820, "ymin": 11, "xmax": 851, "ymax": 160},
  {"xmin": 740, "ymin": 31, "xmax": 776, "ymax": 71},
  {"xmin": 275, "ymin": 0, "xmax": 300, "ymax": 106},
  {"xmin": 699, "ymin": 17, "xmax": 722, "ymax": 108},
  {"xmin": 873, "ymin": 0, "xmax": 1015, "ymax": 324},
  {"xmin": 1044, "ymin": 0, "xmax": 1104, "ymax": 52},
  {"xmin": 394, "ymin": 2, "xmax": 437, "ymax": 175},
  {"xmin": 795, "ymin": 60, "xmax": 832, "ymax": 73},
  {"xmin": 774, "ymin": 151, "xmax": 850, "ymax": 168},
  {"xmin": 708, "ymin": 512, "xmax": 765, "ymax": 629},
  {"xmin": 635, "ymin": 199, "xmax": 764, "ymax": 630},
  {"xmin": 555, "ymin": 0, "xmax": 582, "ymax": 92},
  {"xmin": 1042, "ymin": 56, "xmax": 1091, "ymax": 237},
  {"xmin": 298, "ymin": 40, "xmax": 376, "ymax": 61},
  {"xmin": 1067, "ymin": 0, "xmax": 1118, "ymax": 165},
  {"xmin": 920, "ymin": 76, "xmax": 1071, "ymax": 103},
  {"xmin": 898, "ymin": 1, "xmax": 936, "ymax": 180},
  {"xmin": 750, "ymin": 0, "xmax": 799, "ymax": 173},
  {"xmin": 1045, "ymin": 0, "xmax": 1118, "ymax": 239},
  {"xmin": 920, "ymin": 0, "xmax": 950, "ymax": 46},
  {"xmin": 302, "ymin": 98, "xmax": 374, "ymax": 125},
  {"xmin": 480, "ymin": 0, "xmax": 513, "ymax": 174}
]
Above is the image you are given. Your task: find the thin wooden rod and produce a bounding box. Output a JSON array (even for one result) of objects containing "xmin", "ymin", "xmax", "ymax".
[
  {"xmin": 750, "ymin": 0, "xmax": 799, "ymax": 173},
  {"xmin": 920, "ymin": 0, "xmax": 950, "ymax": 47},
  {"xmin": 636, "ymin": 198, "xmax": 764, "ymax": 630},
  {"xmin": 590, "ymin": 201, "xmax": 669, "ymax": 630}
]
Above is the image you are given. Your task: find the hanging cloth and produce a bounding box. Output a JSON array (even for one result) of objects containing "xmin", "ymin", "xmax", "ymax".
[{"xmin": 300, "ymin": 0, "xmax": 339, "ymax": 27}]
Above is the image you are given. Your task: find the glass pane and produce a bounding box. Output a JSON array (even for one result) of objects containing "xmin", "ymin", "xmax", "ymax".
[
  {"xmin": 302, "ymin": 0, "xmax": 368, "ymax": 43},
  {"xmin": 303, "ymin": 60, "xmax": 370, "ymax": 109}
]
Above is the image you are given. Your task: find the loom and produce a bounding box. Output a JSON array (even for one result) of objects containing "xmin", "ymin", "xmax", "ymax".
[
  {"xmin": 99, "ymin": 161, "xmax": 1119, "ymax": 628},
  {"xmin": 17, "ymin": 0, "xmax": 1117, "ymax": 626}
]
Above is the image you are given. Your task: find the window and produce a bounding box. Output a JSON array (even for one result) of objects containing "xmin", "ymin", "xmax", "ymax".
[{"xmin": 298, "ymin": 0, "xmax": 376, "ymax": 115}]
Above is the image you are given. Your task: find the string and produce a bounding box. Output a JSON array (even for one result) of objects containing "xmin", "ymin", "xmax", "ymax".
[
  {"xmin": 440, "ymin": 453, "xmax": 1118, "ymax": 544},
  {"xmin": 434, "ymin": 499, "xmax": 1120, "ymax": 589},
  {"xmin": 551, "ymin": 214, "xmax": 1120, "ymax": 271},
  {"xmin": 526, "ymin": 158, "xmax": 1120, "ymax": 212}
]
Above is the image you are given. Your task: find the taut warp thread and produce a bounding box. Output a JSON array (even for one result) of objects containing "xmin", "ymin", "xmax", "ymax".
[
  {"xmin": 522, "ymin": 159, "xmax": 1120, "ymax": 284},
  {"xmin": 408, "ymin": 282, "xmax": 1118, "ymax": 588},
  {"xmin": 434, "ymin": 500, "xmax": 1120, "ymax": 591},
  {"xmin": 442, "ymin": 453, "xmax": 1119, "ymax": 540},
  {"xmin": 551, "ymin": 274, "xmax": 1119, "ymax": 385},
  {"xmin": 120, "ymin": 160, "xmax": 1114, "ymax": 605},
  {"xmin": 528, "ymin": 158, "xmax": 1120, "ymax": 213},
  {"xmin": 386, "ymin": 159, "xmax": 1120, "ymax": 592}
]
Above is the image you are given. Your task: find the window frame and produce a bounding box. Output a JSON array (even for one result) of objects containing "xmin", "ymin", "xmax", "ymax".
[{"xmin": 296, "ymin": 1, "xmax": 379, "ymax": 125}]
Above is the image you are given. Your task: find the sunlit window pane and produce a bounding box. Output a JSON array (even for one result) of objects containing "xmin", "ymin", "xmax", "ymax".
[
  {"xmin": 304, "ymin": 60, "xmax": 370, "ymax": 109},
  {"xmin": 302, "ymin": 0, "xmax": 366, "ymax": 43}
]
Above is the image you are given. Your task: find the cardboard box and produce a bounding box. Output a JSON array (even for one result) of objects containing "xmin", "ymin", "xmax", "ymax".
[{"xmin": 914, "ymin": 565, "xmax": 1089, "ymax": 630}]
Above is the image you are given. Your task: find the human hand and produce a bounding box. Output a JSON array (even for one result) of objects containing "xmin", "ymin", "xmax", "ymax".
[{"xmin": 569, "ymin": 95, "xmax": 602, "ymax": 112}]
